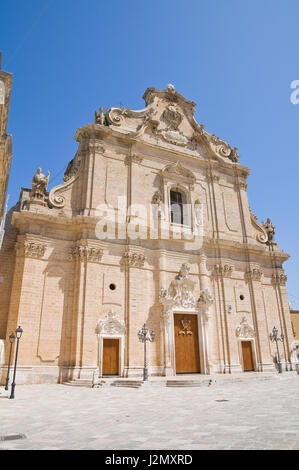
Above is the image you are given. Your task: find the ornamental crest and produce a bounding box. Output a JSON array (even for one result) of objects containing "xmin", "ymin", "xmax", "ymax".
[
  {"xmin": 153, "ymin": 103, "xmax": 189, "ymax": 147},
  {"xmin": 162, "ymin": 105, "xmax": 183, "ymax": 130},
  {"xmin": 96, "ymin": 310, "xmax": 126, "ymax": 335},
  {"xmin": 160, "ymin": 263, "xmax": 196, "ymax": 309},
  {"xmin": 236, "ymin": 317, "xmax": 255, "ymax": 339}
]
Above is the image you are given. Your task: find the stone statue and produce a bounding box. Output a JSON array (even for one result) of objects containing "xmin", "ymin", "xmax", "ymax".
[
  {"xmin": 152, "ymin": 190, "xmax": 163, "ymax": 207},
  {"xmin": 167, "ymin": 83, "xmax": 175, "ymax": 93},
  {"xmin": 194, "ymin": 200, "xmax": 203, "ymax": 226},
  {"xmin": 31, "ymin": 168, "xmax": 50, "ymax": 201},
  {"xmin": 262, "ymin": 218, "xmax": 275, "ymax": 243},
  {"xmin": 95, "ymin": 107, "xmax": 106, "ymax": 125},
  {"xmin": 176, "ymin": 263, "xmax": 190, "ymax": 280},
  {"xmin": 160, "ymin": 287, "xmax": 169, "ymax": 299},
  {"xmin": 230, "ymin": 147, "xmax": 239, "ymax": 162},
  {"xmin": 197, "ymin": 289, "xmax": 213, "ymax": 321}
]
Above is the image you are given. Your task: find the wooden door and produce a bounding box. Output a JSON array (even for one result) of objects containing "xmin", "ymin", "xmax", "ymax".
[
  {"xmin": 242, "ymin": 341, "xmax": 254, "ymax": 371},
  {"xmin": 102, "ymin": 338, "xmax": 119, "ymax": 375},
  {"xmin": 174, "ymin": 314, "xmax": 201, "ymax": 373}
]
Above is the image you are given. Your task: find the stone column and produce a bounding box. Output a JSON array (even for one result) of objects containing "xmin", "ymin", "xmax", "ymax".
[
  {"xmin": 198, "ymin": 254, "xmax": 213, "ymax": 373},
  {"xmin": 69, "ymin": 242, "xmax": 103, "ymax": 380},
  {"xmin": 161, "ymin": 307, "xmax": 174, "ymax": 376},
  {"xmin": 198, "ymin": 289, "xmax": 213, "ymax": 374}
]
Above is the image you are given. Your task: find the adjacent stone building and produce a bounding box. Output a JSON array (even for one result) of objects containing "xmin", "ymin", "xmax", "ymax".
[
  {"xmin": 0, "ymin": 85, "xmax": 295, "ymax": 384},
  {"xmin": 0, "ymin": 52, "xmax": 12, "ymax": 219},
  {"xmin": 290, "ymin": 310, "xmax": 299, "ymax": 354}
]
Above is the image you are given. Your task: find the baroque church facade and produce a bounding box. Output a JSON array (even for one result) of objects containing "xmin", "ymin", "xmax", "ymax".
[{"xmin": 0, "ymin": 85, "xmax": 295, "ymax": 384}]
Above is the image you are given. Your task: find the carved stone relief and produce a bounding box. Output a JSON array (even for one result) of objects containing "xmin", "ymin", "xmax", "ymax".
[
  {"xmin": 16, "ymin": 241, "xmax": 46, "ymax": 259},
  {"xmin": 152, "ymin": 190, "xmax": 163, "ymax": 206},
  {"xmin": 272, "ymin": 272, "xmax": 287, "ymax": 285},
  {"xmin": 214, "ymin": 264, "xmax": 234, "ymax": 277},
  {"xmin": 122, "ymin": 251, "xmax": 145, "ymax": 267},
  {"xmin": 124, "ymin": 154, "xmax": 143, "ymax": 165},
  {"xmin": 160, "ymin": 263, "xmax": 196, "ymax": 310},
  {"xmin": 236, "ymin": 317, "xmax": 255, "ymax": 339},
  {"xmin": 96, "ymin": 310, "xmax": 126, "ymax": 335},
  {"xmin": 161, "ymin": 161, "xmax": 195, "ymax": 184},
  {"xmin": 160, "ymin": 263, "xmax": 213, "ymax": 318},
  {"xmin": 246, "ymin": 268, "xmax": 263, "ymax": 282},
  {"xmin": 69, "ymin": 245, "xmax": 103, "ymax": 263},
  {"xmin": 197, "ymin": 289, "xmax": 213, "ymax": 321},
  {"xmin": 209, "ymin": 134, "xmax": 240, "ymax": 163}
]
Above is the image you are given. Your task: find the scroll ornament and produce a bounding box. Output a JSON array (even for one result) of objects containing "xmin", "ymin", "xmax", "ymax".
[{"xmin": 209, "ymin": 134, "xmax": 240, "ymax": 162}]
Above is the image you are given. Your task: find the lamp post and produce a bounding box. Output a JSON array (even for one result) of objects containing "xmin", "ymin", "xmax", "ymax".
[
  {"xmin": 269, "ymin": 326, "xmax": 284, "ymax": 373},
  {"xmin": 4, "ymin": 333, "xmax": 15, "ymax": 391},
  {"xmin": 138, "ymin": 324, "xmax": 155, "ymax": 381},
  {"xmin": 9, "ymin": 326, "xmax": 23, "ymax": 399}
]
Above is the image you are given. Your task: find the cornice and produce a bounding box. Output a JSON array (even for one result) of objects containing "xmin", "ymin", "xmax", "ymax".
[
  {"xmin": 203, "ymin": 237, "xmax": 290, "ymax": 261},
  {"xmin": 74, "ymin": 123, "xmax": 250, "ymax": 178},
  {"xmin": 11, "ymin": 211, "xmax": 289, "ymax": 261}
]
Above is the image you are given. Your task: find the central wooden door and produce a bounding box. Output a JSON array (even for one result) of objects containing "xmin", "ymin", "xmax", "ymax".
[
  {"xmin": 242, "ymin": 341, "xmax": 254, "ymax": 371},
  {"xmin": 174, "ymin": 314, "xmax": 201, "ymax": 373},
  {"xmin": 102, "ymin": 338, "xmax": 119, "ymax": 375}
]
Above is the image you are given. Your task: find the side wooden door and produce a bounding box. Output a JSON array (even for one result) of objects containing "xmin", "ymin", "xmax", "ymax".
[
  {"xmin": 242, "ymin": 341, "xmax": 254, "ymax": 371},
  {"xmin": 174, "ymin": 314, "xmax": 201, "ymax": 373},
  {"xmin": 102, "ymin": 338, "xmax": 119, "ymax": 375}
]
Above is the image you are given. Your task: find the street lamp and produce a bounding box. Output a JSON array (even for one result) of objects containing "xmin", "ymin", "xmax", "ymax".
[
  {"xmin": 269, "ymin": 326, "xmax": 284, "ymax": 373},
  {"xmin": 4, "ymin": 333, "xmax": 15, "ymax": 391},
  {"xmin": 138, "ymin": 323, "xmax": 155, "ymax": 381},
  {"xmin": 9, "ymin": 326, "xmax": 23, "ymax": 399}
]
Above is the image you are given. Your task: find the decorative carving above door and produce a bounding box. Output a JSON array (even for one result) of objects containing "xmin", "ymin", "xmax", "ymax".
[{"xmin": 178, "ymin": 317, "xmax": 193, "ymax": 335}]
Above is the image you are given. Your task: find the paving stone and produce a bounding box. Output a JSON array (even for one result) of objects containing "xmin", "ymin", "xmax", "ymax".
[{"xmin": 0, "ymin": 373, "xmax": 299, "ymax": 449}]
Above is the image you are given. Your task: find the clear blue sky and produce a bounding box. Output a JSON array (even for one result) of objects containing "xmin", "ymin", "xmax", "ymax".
[{"xmin": 1, "ymin": 0, "xmax": 299, "ymax": 307}]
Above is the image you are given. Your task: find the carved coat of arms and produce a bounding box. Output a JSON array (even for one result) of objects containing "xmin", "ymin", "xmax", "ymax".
[
  {"xmin": 178, "ymin": 318, "xmax": 193, "ymax": 336},
  {"xmin": 153, "ymin": 104, "xmax": 188, "ymax": 147},
  {"xmin": 162, "ymin": 105, "xmax": 182, "ymax": 130}
]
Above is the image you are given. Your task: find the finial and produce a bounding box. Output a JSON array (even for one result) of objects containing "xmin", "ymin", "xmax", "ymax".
[{"xmin": 167, "ymin": 83, "xmax": 175, "ymax": 92}]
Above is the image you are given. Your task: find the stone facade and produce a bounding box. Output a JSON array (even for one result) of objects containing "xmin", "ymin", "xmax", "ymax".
[
  {"xmin": 0, "ymin": 52, "xmax": 12, "ymax": 219},
  {"xmin": 0, "ymin": 84, "xmax": 295, "ymax": 384},
  {"xmin": 290, "ymin": 310, "xmax": 299, "ymax": 364},
  {"xmin": 291, "ymin": 310, "xmax": 299, "ymax": 342}
]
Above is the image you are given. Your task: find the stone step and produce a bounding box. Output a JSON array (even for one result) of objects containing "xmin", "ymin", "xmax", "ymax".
[
  {"xmin": 111, "ymin": 380, "xmax": 143, "ymax": 388},
  {"xmin": 62, "ymin": 379, "xmax": 93, "ymax": 388},
  {"xmin": 166, "ymin": 379, "xmax": 213, "ymax": 387}
]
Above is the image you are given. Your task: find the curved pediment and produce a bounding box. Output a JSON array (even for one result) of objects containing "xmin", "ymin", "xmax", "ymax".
[
  {"xmin": 92, "ymin": 85, "xmax": 241, "ymax": 164},
  {"xmin": 160, "ymin": 161, "xmax": 196, "ymax": 185}
]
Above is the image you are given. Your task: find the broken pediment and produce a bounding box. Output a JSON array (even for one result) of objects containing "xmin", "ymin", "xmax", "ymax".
[
  {"xmin": 93, "ymin": 84, "xmax": 241, "ymax": 164},
  {"xmin": 103, "ymin": 85, "xmax": 200, "ymax": 151}
]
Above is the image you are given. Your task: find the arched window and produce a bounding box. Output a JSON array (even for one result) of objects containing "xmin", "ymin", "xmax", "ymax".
[{"xmin": 170, "ymin": 190, "xmax": 184, "ymax": 224}]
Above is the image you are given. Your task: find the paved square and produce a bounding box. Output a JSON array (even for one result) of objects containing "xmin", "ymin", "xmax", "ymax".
[{"xmin": 0, "ymin": 373, "xmax": 299, "ymax": 450}]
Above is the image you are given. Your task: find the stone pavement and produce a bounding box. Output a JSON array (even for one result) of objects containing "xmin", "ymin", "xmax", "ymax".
[{"xmin": 1, "ymin": 372, "xmax": 299, "ymax": 450}]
